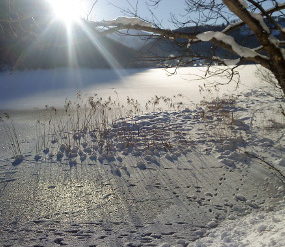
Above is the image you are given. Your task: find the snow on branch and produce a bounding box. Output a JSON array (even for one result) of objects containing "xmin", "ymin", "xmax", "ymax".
[
  {"xmin": 223, "ymin": 58, "xmax": 241, "ymax": 66},
  {"xmin": 197, "ymin": 31, "xmax": 268, "ymax": 59},
  {"xmin": 238, "ymin": 0, "xmax": 248, "ymax": 9},
  {"xmin": 250, "ymin": 13, "xmax": 270, "ymax": 33},
  {"xmin": 221, "ymin": 3, "xmax": 285, "ymax": 35},
  {"xmin": 212, "ymin": 56, "xmax": 241, "ymax": 66},
  {"xmin": 103, "ymin": 17, "xmax": 153, "ymax": 28}
]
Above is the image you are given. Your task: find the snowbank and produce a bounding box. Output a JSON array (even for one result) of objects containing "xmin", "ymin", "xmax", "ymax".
[{"xmin": 193, "ymin": 200, "xmax": 285, "ymax": 247}]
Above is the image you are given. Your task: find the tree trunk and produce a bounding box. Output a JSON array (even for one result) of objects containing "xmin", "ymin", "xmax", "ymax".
[
  {"xmin": 270, "ymin": 58, "xmax": 285, "ymax": 96},
  {"xmin": 274, "ymin": 73, "xmax": 285, "ymax": 96}
]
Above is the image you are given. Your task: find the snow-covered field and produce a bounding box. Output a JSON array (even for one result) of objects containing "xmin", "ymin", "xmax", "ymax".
[{"xmin": 0, "ymin": 66, "xmax": 284, "ymax": 247}]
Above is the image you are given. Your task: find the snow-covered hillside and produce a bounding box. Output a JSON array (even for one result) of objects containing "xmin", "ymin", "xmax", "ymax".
[{"xmin": 108, "ymin": 30, "xmax": 153, "ymax": 50}]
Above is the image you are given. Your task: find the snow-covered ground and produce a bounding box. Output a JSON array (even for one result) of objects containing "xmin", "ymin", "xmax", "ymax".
[
  {"xmin": 193, "ymin": 199, "xmax": 285, "ymax": 247},
  {"xmin": 0, "ymin": 66, "xmax": 284, "ymax": 247}
]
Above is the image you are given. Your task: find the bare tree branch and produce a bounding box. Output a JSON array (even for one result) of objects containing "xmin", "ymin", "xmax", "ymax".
[{"xmin": 90, "ymin": 0, "xmax": 285, "ymax": 94}]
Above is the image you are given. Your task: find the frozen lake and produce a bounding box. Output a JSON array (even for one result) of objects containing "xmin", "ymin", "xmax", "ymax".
[{"xmin": 0, "ymin": 65, "xmax": 263, "ymax": 110}]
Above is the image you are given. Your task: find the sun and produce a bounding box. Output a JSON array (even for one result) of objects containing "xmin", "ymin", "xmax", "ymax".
[{"xmin": 48, "ymin": 0, "xmax": 82, "ymax": 24}]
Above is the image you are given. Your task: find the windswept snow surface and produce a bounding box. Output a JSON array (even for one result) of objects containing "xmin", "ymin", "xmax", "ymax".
[{"xmin": 0, "ymin": 66, "xmax": 285, "ymax": 247}]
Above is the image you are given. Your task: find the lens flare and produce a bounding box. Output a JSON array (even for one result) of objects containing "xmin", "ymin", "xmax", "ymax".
[{"xmin": 48, "ymin": 0, "xmax": 82, "ymax": 24}]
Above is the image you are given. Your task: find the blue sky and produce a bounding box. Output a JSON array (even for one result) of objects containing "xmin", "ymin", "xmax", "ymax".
[
  {"xmin": 81, "ymin": 0, "xmax": 276, "ymax": 28},
  {"xmin": 84, "ymin": 0, "xmax": 186, "ymax": 28}
]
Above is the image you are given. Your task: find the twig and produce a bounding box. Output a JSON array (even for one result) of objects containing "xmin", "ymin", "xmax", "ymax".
[{"xmin": 245, "ymin": 151, "xmax": 285, "ymax": 184}]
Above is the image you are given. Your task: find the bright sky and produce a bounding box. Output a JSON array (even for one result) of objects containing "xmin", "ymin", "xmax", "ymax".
[
  {"xmin": 48, "ymin": 0, "xmax": 276, "ymax": 29},
  {"xmin": 84, "ymin": 0, "xmax": 186, "ymax": 28},
  {"xmin": 81, "ymin": 0, "xmax": 275, "ymax": 28}
]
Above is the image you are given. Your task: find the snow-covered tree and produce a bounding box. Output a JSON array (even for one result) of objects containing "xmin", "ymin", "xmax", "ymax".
[{"xmin": 94, "ymin": 0, "xmax": 285, "ymax": 94}]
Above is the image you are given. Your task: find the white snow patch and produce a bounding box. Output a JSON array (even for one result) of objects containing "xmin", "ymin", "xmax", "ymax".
[
  {"xmin": 222, "ymin": 22, "xmax": 242, "ymax": 33},
  {"xmin": 276, "ymin": 158, "xmax": 285, "ymax": 167},
  {"xmin": 223, "ymin": 58, "xmax": 240, "ymax": 66},
  {"xmin": 193, "ymin": 202, "xmax": 285, "ymax": 247},
  {"xmin": 158, "ymin": 244, "xmax": 171, "ymax": 247}
]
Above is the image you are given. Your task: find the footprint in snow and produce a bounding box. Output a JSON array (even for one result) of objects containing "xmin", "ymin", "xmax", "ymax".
[
  {"xmin": 54, "ymin": 238, "xmax": 67, "ymax": 245},
  {"xmin": 137, "ymin": 162, "xmax": 147, "ymax": 170},
  {"xmin": 34, "ymin": 154, "xmax": 42, "ymax": 161},
  {"xmin": 69, "ymin": 160, "xmax": 77, "ymax": 167},
  {"xmin": 121, "ymin": 167, "xmax": 130, "ymax": 176},
  {"xmin": 12, "ymin": 155, "xmax": 24, "ymax": 166},
  {"xmin": 111, "ymin": 168, "xmax": 122, "ymax": 177}
]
